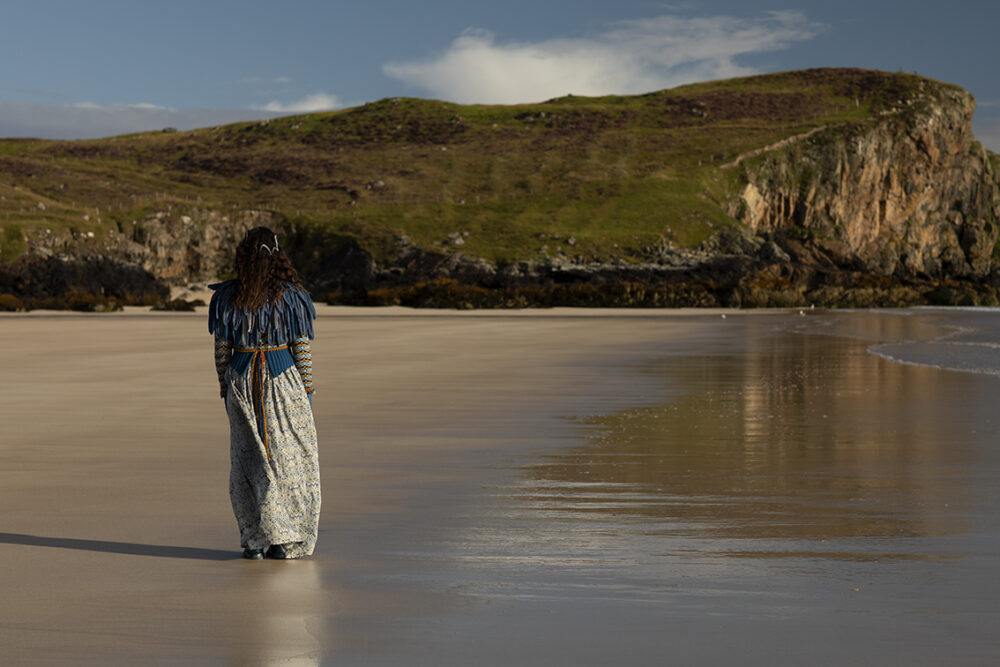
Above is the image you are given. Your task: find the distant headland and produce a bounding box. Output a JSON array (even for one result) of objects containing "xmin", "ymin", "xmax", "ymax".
[{"xmin": 2, "ymin": 67, "xmax": 998, "ymax": 310}]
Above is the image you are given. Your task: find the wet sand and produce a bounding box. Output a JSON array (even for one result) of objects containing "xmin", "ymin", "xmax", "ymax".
[{"xmin": 1, "ymin": 307, "xmax": 999, "ymax": 665}]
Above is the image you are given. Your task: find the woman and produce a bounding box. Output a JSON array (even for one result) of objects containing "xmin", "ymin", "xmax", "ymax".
[{"xmin": 208, "ymin": 227, "xmax": 321, "ymax": 559}]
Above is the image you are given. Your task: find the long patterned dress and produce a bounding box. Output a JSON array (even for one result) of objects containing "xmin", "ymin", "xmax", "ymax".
[{"xmin": 208, "ymin": 280, "xmax": 321, "ymax": 558}]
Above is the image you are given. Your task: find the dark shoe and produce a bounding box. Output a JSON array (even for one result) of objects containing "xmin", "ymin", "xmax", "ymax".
[
  {"xmin": 265, "ymin": 544, "xmax": 289, "ymax": 559},
  {"xmin": 243, "ymin": 548, "xmax": 264, "ymax": 560}
]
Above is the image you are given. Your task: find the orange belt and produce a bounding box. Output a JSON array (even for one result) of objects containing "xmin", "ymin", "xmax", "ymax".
[{"xmin": 235, "ymin": 344, "xmax": 289, "ymax": 353}]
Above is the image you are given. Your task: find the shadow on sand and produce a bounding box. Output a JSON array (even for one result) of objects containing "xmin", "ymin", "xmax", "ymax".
[{"xmin": 0, "ymin": 532, "xmax": 239, "ymax": 561}]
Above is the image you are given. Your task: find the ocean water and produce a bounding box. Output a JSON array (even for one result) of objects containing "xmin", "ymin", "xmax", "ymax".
[{"xmin": 866, "ymin": 307, "xmax": 1000, "ymax": 376}]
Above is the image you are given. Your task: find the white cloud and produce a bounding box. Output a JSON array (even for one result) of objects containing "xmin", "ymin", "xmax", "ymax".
[
  {"xmin": 256, "ymin": 93, "xmax": 342, "ymax": 113},
  {"xmin": 0, "ymin": 90, "xmax": 345, "ymax": 139},
  {"xmin": 0, "ymin": 99, "xmax": 279, "ymax": 140},
  {"xmin": 132, "ymin": 102, "xmax": 174, "ymax": 111},
  {"xmin": 240, "ymin": 75, "xmax": 292, "ymax": 85},
  {"xmin": 72, "ymin": 100, "xmax": 177, "ymax": 112},
  {"xmin": 383, "ymin": 11, "xmax": 823, "ymax": 104}
]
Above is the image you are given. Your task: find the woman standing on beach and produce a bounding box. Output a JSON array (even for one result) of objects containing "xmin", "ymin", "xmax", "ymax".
[{"xmin": 208, "ymin": 227, "xmax": 321, "ymax": 559}]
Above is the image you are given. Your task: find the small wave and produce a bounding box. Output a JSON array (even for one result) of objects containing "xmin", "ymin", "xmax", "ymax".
[
  {"xmin": 911, "ymin": 306, "xmax": 1000, "ymax": 313},
  {"xmin": 869, "ymin": 341, "xmax": 1000, "ymax": 376}
]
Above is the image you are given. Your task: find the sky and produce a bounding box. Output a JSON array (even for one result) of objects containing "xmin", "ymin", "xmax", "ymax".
[{"xmin": 1, "ymin": 0, "xmax": 998, "ymax": 151}]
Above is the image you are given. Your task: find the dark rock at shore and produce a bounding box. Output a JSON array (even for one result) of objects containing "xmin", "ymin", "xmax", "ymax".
[
  {"xmin": 151, "ymin": 297, "xmax": 206, "ymax": 312},
  {"xmin": 0, "ymin": 254, "xmax": 169, "ymax": 310},
  {"xmin": 322, "ymin": 246, "xmax": 1000, "ymax": 309},
  {"xmin": 5, "ymin": 230, "xmax": 1000, "ymax": 311}
]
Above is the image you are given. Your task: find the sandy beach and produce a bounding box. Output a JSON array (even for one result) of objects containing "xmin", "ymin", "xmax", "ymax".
[{"xmin": 2, "ymin": 306, "xmax": 999, "ymax": 665}]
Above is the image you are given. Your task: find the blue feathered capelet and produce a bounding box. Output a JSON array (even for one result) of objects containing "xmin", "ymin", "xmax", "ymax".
[{"xmin": 208, "ymin": 279, "xmax": 316, "ymax": 346}]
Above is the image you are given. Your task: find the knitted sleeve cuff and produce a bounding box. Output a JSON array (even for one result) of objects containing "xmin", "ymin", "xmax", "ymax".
[
  {"xmin": 214, "ymin": 335, "xmax": 232, "ymax": 397},
  {"xmin": 291, "ymin": 335, "xmax": 314, "ymax": 394}
]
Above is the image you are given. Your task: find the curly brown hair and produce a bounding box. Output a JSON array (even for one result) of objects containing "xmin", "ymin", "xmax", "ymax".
[{"xmin": 234, "ymin": 227, "xmax": 304, "ymax": 310}]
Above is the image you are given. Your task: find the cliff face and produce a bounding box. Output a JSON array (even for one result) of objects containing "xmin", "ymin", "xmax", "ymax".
[
  {"xmin": 0, "ymin": 208, "xmax": 282, "ymax": 309},
  {"xmin": 727, "ymin": 85, "xmax": 1000, "ymax": 280},
  {"xmin": 23, "ymin": 208, "xmax": 281, "ymax": 284}
]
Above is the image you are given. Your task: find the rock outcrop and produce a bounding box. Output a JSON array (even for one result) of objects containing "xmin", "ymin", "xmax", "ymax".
[
  {"xmin": 0, "ymin": 255, "xmax": 168, "ymax": 310},
  {"xmin": 725, "ymin": 84, "xmax": 1000, "ymax": 280},
  {"xmin": 23, "ymin": 208, "xmax": 282, "ymax": 283},
  {"xmin": 0, "ymin": 208, "xmax": 282, "ymax": 308}
]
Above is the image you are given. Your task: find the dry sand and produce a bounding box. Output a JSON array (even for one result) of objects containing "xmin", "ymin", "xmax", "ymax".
[{"xmin": 2, "ymin": 306, "xmax": 999, "ymax": 665}]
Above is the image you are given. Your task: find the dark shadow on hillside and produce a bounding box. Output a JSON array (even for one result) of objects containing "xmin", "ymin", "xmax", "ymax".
[{"xmin": 0, "ymin": 532, "xmax": 239, "ymax": 561}]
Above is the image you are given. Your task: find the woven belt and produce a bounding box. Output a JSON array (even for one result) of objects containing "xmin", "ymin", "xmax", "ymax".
[{"xmin": 235, "ymin": 344, "xmax": 289, "ymax": 353}]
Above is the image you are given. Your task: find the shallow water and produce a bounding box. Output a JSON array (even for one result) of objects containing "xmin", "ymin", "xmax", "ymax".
[
  {"xmin": 365, "ymin": 310, "xmax": 1000, "ymax": 665},
  {"xmin": 867, "ymin": 308, "xmax": 1000, "ymax": 377}
]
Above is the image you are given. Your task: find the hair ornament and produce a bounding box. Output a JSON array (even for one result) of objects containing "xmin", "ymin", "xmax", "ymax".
[{"xmin": 257, "ymin": 234, "xmax": 280, "ymax": 255}]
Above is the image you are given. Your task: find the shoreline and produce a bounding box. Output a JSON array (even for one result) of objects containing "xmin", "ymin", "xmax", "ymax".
[{"xmin": 2, "ymin": 303, "xmax": 818, "ymax": 318}]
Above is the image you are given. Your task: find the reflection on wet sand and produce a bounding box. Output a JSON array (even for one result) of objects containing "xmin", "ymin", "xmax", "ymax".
[
  {"xmin": 516, "ymin": 315, "xmax": 975, "ymax": 559},
  {"xmin": 229, "ymin": 561, "xmax": 325, "ymax": 666}
]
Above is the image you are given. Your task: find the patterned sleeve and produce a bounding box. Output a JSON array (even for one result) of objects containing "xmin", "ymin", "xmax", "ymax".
[
  {"xmin": 291, "ymin": 335, "xmax": 314, "ymax": 395},
  {"xmin": 214, "ymin": 334, "xmax": 232, "ymax": 398}
]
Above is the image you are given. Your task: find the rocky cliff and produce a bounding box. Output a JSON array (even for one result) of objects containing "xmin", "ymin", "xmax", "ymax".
[
  {"xmin": 329, "ymin": 75, "xmax": 1000, "ymax": 308},
  {"xmin": 725, "ymin": 82, "xmax": 1000, "ymax": 281},
  {"xmin": 0, "ymin": 208, "xmax": 281, "ymax": 309}
]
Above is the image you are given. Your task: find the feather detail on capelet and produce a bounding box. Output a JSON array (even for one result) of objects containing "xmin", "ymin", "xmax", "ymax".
[{"xmin": 208, "ymin": 279, "xmax": 316, "ymax": 346}]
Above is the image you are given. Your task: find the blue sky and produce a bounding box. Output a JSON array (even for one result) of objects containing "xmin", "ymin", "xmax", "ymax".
[{"xmin": 2, "ymin": 0, "xmax": 998, "ymax": 150}]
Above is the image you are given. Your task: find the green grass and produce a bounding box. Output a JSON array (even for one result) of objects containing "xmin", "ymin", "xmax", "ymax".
[{"xmin": 1, "ymin": 224, "xmax": 26, "ymax": 263}]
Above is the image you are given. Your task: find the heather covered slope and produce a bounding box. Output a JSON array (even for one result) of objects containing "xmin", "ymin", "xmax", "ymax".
[{"xmin": 1, "ymin": 68, "xmax": 998, "ymax": 308}]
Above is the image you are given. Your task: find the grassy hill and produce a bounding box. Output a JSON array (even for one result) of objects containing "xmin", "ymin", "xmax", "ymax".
[{"xmin": 0, "ymin": 68, "xmax": 948, "ymax": 268}]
